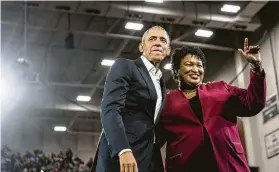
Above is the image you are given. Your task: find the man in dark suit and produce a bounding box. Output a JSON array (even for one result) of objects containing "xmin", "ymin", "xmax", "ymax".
[{"xmin": 93, "ymin": 26, "xmax": 171, "ymax": 172}]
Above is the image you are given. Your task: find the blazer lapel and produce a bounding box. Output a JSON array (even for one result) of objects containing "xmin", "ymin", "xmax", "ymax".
[
  {"xmin": 155, "ymin": 78, "xmax": 166, "ymax": 124},
  {"xmin": 135, "ymin": 58, "xmax": 157, "ymax": 115}
]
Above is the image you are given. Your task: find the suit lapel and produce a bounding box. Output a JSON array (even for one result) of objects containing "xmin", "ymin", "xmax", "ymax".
[
  {"xmin": 155, "ymin": 78, "xmax": 166, "ymax": 124},
  {"xmin": 91, "ymin": 130, "xmax": 103, "ymax": 172},
  {"xmin": 135, "ymin": 58, "xmax": 157, "ymax": 115}
]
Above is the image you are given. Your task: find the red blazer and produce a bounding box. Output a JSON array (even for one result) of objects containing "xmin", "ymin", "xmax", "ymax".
[{"xmin": 158, "ymin": 70, "xmax": 266, "ymax": 172}]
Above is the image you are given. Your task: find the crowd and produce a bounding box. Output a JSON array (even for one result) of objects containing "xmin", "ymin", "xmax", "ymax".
[{"xmin": 1, "ymin": 146, "xmax": 94, "ymax": 172}]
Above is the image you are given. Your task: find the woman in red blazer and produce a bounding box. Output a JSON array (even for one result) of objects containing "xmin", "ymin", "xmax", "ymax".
[{"xmin": 157, "ymin": 38, "xmax": 266, "ymax": 172}]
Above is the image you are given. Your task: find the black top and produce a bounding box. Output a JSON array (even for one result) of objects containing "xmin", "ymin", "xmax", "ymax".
[{"xmin": 186, "ymin": 91, "xmax": 218, "ymax": 172}]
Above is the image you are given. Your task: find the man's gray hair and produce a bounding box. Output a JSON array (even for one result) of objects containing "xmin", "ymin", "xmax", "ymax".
[{"xmin": 141, "ymin": 26, "xmax": 170, "ymax": 44}]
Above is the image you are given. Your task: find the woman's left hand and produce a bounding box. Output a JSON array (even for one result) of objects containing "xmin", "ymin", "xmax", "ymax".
[{"xmin": 238, "ymin": 38, "xmax": 261, "ymax": 64}]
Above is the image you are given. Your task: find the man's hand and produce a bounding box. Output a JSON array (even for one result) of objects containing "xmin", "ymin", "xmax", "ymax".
[
  {"xmin": 119, "ymin": 152, "xmax": 138, "ymax": 172},
  {"xmin": 238, "ymin": 38, "xmax": 261, "ymax": 64}
]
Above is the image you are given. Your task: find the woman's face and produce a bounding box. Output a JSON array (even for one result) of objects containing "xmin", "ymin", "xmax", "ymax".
[{"xmin": 178, "ymin": 54, "xmax": 204, "ymax": 87}]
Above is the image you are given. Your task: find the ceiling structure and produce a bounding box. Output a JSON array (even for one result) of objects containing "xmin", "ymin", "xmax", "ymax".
[{"xmin": 1, "ymin": 1, "xmax": 279, "ymax": 135}]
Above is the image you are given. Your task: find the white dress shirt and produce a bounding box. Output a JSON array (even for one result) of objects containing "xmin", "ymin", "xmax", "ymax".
[
  {"xmin": 140, "ymin": 56, "xmax": 163, "ymax": 122},
  {"xmin": 118, "ymin": 56, "xmax": 163, "ymax": 156}
]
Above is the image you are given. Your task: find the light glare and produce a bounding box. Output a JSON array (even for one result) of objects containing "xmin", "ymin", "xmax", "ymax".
[
  {"xmin": 54, "ymin": 126, "xmax": 67, "ymax": 132},
  {"xmin": 195, "ymin": 29, "xmax": 213, "ymax": 38},
  {"xmin": 221, "ymin": 4, "xmax": 241, "ymax": 13},
  {"xmin": 101, "ymin": 59, "xmax": 115, "ymax": 66},
  {"xmin": 145, "ymin": 0, "xmax": 164, "ymax": 3},
  {"xmin": 76, "ymin": 95, "xmax": 91, "ymax": 102},
  {"xmin": 125, "ymin": 22, "xmax": 144, "ymax": 31}
]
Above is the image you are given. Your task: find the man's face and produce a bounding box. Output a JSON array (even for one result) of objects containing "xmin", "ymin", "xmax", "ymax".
[
  {"xmin": 179, "ymin": 54, "xmax": 204, "ymax": 86},
  {"xmin": 139, "ymin": 28, "xmax": 170, "ymax": 63}
]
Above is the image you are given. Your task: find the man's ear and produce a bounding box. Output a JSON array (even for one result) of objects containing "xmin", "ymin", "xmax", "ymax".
[
  {"xmin": 138, "ymin": 42, "xmax": 144, "ymax": 53},
  {"xmin": 166, "ymin": 46, "xmax": 171, "ymax": 56}
]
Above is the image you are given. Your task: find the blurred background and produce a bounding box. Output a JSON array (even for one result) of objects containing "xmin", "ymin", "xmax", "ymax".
[{"xmin": 1, "ymin": 1, "xmax": 279, "ymax": 172}]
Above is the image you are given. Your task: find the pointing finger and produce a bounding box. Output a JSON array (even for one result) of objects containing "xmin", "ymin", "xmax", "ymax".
[{"xmin": 244, "ymin": 38, "xmax": 248, "ymax": 51}]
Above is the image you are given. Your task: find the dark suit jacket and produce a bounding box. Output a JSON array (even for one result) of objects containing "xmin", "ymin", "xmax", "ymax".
[
  {"xmin": 157, "ymin": 70, "xmax": 266, "ymax": 172},
  {"xmin": 92, "ymin": 58, "xmax": 166, "ymax": 172}
]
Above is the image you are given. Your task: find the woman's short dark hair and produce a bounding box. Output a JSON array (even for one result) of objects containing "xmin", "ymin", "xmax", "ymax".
[{"xmin": 170, "ymin": 46, "xmax": 206, "ymax": 82}]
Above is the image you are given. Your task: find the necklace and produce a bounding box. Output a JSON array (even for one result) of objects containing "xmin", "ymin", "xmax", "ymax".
[
  {"xmin": 179, "ymin": 82, "xmax": 197, "ymax": 92},
  {"xmin": 182, "ymin": 89, "xmax": 197, "ymax": 99},
  {"xmin": 183, "ymin": 88, "xmax": 196, "ymax": 92},
  {"xmin": 179, "ymin": 88, "xmax": 197, "ymax": 94}
]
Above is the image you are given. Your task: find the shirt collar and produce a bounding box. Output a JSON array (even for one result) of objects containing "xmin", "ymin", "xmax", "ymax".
[{"xmin": 140, "ymin": 56, "xmax": 162, "ymax": 79}]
